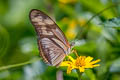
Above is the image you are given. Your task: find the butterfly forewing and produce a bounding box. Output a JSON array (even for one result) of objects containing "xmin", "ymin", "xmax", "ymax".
[{"xmin": 29, "ymin": 9, "xmax": 70, "ymax": 66}]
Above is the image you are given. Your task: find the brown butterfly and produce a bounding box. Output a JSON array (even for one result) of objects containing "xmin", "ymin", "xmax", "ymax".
[{"xmin": 29, "ymin": 9, "xmax": 71, "ymax": 66}]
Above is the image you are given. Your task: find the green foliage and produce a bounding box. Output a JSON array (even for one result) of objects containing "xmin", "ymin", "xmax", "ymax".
[
  {"xmin": 102, "ymin": 17, "xmax": 120, "ymax": 29},
  {"xmin": 0, "ymin": 0, "xmax": 120, "ymax": 80}
]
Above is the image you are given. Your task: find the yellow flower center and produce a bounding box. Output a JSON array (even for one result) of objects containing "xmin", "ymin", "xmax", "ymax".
[{"xmin": 75, "ymin": 56, "xmax": 86, "ymax": 67}]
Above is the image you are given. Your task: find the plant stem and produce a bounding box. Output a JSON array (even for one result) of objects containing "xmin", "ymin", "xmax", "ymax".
[
  {"xmin": 76, "ymin": 69, "xmax": 83, "ymax": 80},
  {"xmin": 0, "ymin": 58, "xmax": 41, "ymax": 71},
  {"xmin": 75, "ymin": 3, "xmax": 120, "ymax": 39}
]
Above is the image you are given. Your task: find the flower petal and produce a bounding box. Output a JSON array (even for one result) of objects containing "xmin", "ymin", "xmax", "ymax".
[
  {"xmin": 93, "ymin": 64, "xmax": 100, "ymax": 67},
  {"xmin": 60, "ymin": 61, "xmax": 72, "ymax": 66},
  {"xmin": 90, "ymin": 59, "xmax": 101, "ymax": 65},
  {"xmin": 85, "ymin": 56, "xmax": 93, "ymax": 63},
  {"xmin": 84, "ymin": 64, "xmax": 93, "ymax": 68},
  {"xmin": 67, "ymin": 66, "xmax": 74, "ymax": 74},
  {"xmin": 68, "ymin": 56, "xmax": 75, "ymax": 62},
  {"xmin": 79, "ymin": 66, "xmax": 85, "ymax": 72}
]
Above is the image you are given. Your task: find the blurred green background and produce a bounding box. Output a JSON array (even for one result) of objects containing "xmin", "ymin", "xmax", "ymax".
[{"xmin": 0, "ymin": 0, "xmax": 120, "ymax": 80}]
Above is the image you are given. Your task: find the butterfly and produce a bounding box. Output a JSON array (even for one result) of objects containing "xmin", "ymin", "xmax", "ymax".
[{"xmin": 29, "ymin": 9, "xmax": 71, "ymax": 66}]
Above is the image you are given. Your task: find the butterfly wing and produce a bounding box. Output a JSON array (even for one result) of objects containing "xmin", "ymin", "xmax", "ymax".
[{"xmin": 29, "ymin": 9, "xmax": 70, "ymax": 66}]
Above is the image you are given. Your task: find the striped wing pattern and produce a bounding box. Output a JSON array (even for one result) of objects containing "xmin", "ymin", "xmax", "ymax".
[{"xmin": 29, "ymin": 9, "xmax": 70, "ymax": 66}]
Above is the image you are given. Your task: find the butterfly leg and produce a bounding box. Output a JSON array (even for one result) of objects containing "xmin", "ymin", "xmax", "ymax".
[{"xmin": 71, "ymin": 49, "xmax": 79, "ymax": 57}]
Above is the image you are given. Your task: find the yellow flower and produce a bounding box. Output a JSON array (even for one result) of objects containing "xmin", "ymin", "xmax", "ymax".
[
  {"xmin": 65, "ymin": 20, "xmax": 77, "ymax": 39},
  {"xmin": 59, "ymin": 0, "xmax": 77, "ymax": 4},
  {"xmin": 60, "ymin": 56, "xmax": 100, "ymax": 74}
]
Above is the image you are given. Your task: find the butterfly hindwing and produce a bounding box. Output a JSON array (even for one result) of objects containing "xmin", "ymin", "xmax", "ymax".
[{"xmin": 29, "ymin": 9, "xmax": 70, "ymax": 66}]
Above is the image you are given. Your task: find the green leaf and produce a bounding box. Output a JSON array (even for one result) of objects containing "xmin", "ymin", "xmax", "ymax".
[
  {"xmin": 84, "ymin": 69, "xmax": 96, "ymax": 80},
  {"xmin": 102, "ymin": 17, "xmax": 120, "ymax": 28},
  {"xmin": 0, "ymin": 25, "xmax": 9, "ymax": 59},
  {"xmin": 110, "ymin": 58, "xmax": 120, "ymax": 72}
]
